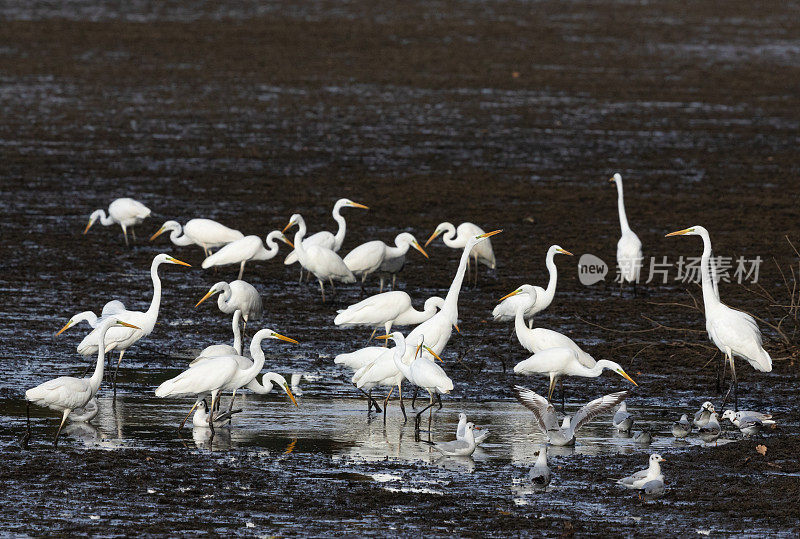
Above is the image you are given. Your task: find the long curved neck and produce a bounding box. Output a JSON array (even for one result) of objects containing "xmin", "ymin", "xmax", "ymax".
[
  {"xmin": 243, "ymin": 336, "xmax": 268, "ymax": 380},
  {"xmin": 232, "ymin": 311, "xmax": 242, "ymax": 355},
  {"xmin": 442, "ymin": 242, "xmax": 473, "ymax": 321},
  {"xmin": 386, "ymin": 239, "xmax": 410, "ymax": 258},
  {"xmin": 391, "ymin": 339, "xmax": 413, "ymax": 379},
  {"xmin": 218, "ymin": 284, "xmax": 233, "ymax": 309},
  {"xmin": 615, "ymin": 181, "xmax": 631, "ymax": 233},
  {"xmin": 332, "ymin": 205, "xmax": 347, "ymax": 250},
  {"xmin": 98, "ymin": 210, "xmax": 115, "ymax": 226},
  {"xmin": 578, "ymin": 359, "xmax": 617, "ymax": 377},
  {"xmin": 405, "ymin": 300, "xmax": 439, "ymax": 325},
  {"xmin": 514, "ymin": 304, "xmax": 532, "ymax": 343},
  {"xmin": 293, "ymin": 220, "xmax": 308, "ymax": 254},
  {"xmin": 699, "ymin": 231, "xmax": 721, "ymax": 311},
  {"xmin": 169, "ymin": 227, "xmax": 193, "ymax": 246},
  {"xmin": 145, "ymin": 260, "xmax": 164, "ymax": 320},
  {"xmin": 89, "ymin": 323, "xmax": 110, "ymax": 391},
  {"xmin": 258, "ymin": 234, "xmax": 280, "ymax": 260},
  {"xmin": 441, "ymin": 224, "xmax": 459, "ymax": 248},
  {"xmin": 542, "ymin": 251, "xmax": 558, "ymax": 304}
]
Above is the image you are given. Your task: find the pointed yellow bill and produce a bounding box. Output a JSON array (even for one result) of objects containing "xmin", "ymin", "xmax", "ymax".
[
  {"xmin": 618, "ymin": 369, "xmax": 638, "ymax": 386},
  {"xmin": 83, "ymin": 221, "xmax": 93, "ymax": 234},
  {"xmin": 117, "ymin": 321, "xmax": 142, "ymax": 330},
  {"xmin": 424, "ymin": 345, "xmax": 444, "ymax": 363},
  {"xmin": 281, "ymin": 235, "xmax": 295, "ymax": 248},
  {"xmin": 349, "ymin": 202, "xmax": 369, "ymax": 210},
  {"xmin": 557, "ymin": 248, "xmax": 574, "ymax": 256},
  {"xmin": 283, "ymin": 384, "xmax": 299, "ymax": 406},
  {"xmin": 375, "ymin": 335, "xmax": 391, "ymax": 340},
  {"xmin": 282, "ymin": 220, "xmax": 295, "ymax": 233},
  {"xmin": 478, "ymin": 229, "xmax": 502, "ymax": 239},
  {"xmin": 55, "ymin": 320, "xmax": 74, "ymax": 336},
  {"xmin": 412, "ymin": 241, "xmax": 429, "ymax": 259},
  {"xmin": 424, "ymin": 229, "xmax": 443, "ymax": 247},
  {"xmin": 149, "ymin": 227, "xmax": 166, "ymax": 241},
  {"xmin": 665, "ymin": 228, "xmax": 693, "ymax": 237},
  {"xmin": 453, "ymin": 324, "xmax": 461, "ymax": 334},
  {"xmin": 167, "ymin": 256, "xmax": 192, "ymax": 267},
  {"xmin": 499, "ymin": 289, "xmax": 522, "ymax": 302},
  {"xmin": 195, "ymin": 289, "xmax": 217, "ymax": 307},
  {"xmin": 272, "ymin": 332, "xmax": 299, "ymax": 344}
]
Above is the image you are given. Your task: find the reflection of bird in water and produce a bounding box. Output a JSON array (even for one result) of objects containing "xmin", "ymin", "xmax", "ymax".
[
  {"xmin": 192, "ymin": 425, "xmax": 232, "ymax": 449},
  {"xmin": 634, "ymin": 427, "xmax": 652, "ymax": 445},
  {"xmin": 61, "ymin": 421, "xmax": 100, "ymax": 444},
  {"xmin": 529, "ymin": 445, "xmax": 551, "ymax": 489},
  {"xmin": 68, "ymin": 397, "xmax": 99, "ymax": 423}
]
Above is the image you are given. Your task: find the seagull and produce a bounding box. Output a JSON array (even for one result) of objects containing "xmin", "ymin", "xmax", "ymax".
[
  {"xmin": 457, "ymin": 413, "xmax": 490, "ymax": 445},
  {"xmin": 699, "ymin": 412, "xmax": 722, "ymax": 444},
  {"xmin": 192, "ymin": 399, "xmax": 242, "ymax": 428},
  {"xmin": 672, "ymin": 414, "xmax": 692, "ymax": 439},
  {"xmin": 529, "ymin": 445, "xmax": 551, "ymax": 489},
  {"xmin": 617, "ymin": 454, "xmax": 665, "ymax": 490},
  {"xmin": 721, "ymin": 409, "xmax": 775, "ymax": 427},
  {"xmin": 425, "ymin": 422, "xmax": 477, "ymax": 456},
  {"xmin": 693, "ymin": 401, "xmax": 715, "ymax": 427},
  {"xmin": 513, "ymin": 385, "xmax": 628, "ymax": 446},
  {"xmin": 641, "ymin": 478, "xmax": 666, "ymax": 501},
  {"xmin": 721, "ymin": 410, "xmax": 769, "ymax": 437},
  {"xmin": 613, "ymin": 401, "xmax": 634, "ymax": 432},
  {"xmin": 634, "ymin": 427, "xmax": 653, "ymax": 445}
]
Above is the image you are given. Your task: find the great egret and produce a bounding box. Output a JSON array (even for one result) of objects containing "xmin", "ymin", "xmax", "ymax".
[
  {"xmin": 698, "ymin": 412, "xmax": 721, "ymax": 444},
  {"xmin": 201, "ymin": 231, "xmax": 292, "ymax": 280},
  {"xmin": 150, "ymin": 218, "xmax": 244, "ymax": 257},
  {"xmin": 197, "ymin": 310, "xmax": 243, "ymax": 358},
  {"xmin": 155, "ymin": 328, "xmax": 298, "ymax": 432},
  {"xmin": 529, "ymin": 445, "xmax": 551, "ymax": 488},
  {"xmin": 609, "ymin": 173, "xmax": 643, "ymax": 295},
  {"xmin": 343, "ymin": 233, "xmax": 428, "ymax": 290},
  {"xmin": 381, "ymin": 332, "xmax": 452, "ymax": 430},
  {"xmin": 195, "ymin": 280, "xmax": 263, "ymax": 329},
  {"xmin": 283, "ymin": 214, "xmax": 356, "ymax": 302},
  {"xmin": 513, "ymin": 385, "xmax": 628, "ymax": 446},
  {"xmin": 672, "ymin": 414, "xmax": 692, "ymax": 439},
  {"xmin": 283, "ymin": 198, "xmax": 369, "ymax": 280},
  {"xmin": 66, "ymin": 254, "xmax": 191, "ymax": 394},
  {"xmin": 83, "ymin": 197, "xmax": 151, "ymax": 246},
  {"xmin": 334, "ymin": 291, "xmax": 445, "ymax": 341},
  {"xmin": 513, "ymin": 347, "xmax": 637, "ymax": 403},
  {"xmin": 24, "ymin": 317, "xmax": 140, "ymax": 447},
  {"xmin": 425, "ymin": 423, "xmax": 477, "ymax": 456},
  {"xmin": 492, "ymin": 245, "xmax": 573, "ymax": 327},
  {"xmin": 666, "ymin": 225, "xmax": 771, "ymax": 410},
  {"xmin": 612, "ymin": 401, "xmax": 634, "ymax": 432},
  {"xmin": 617, "ymin": 454, "xmax": 665, "ymax": 490},
  {"xmin": 351, "ymin": 345, "xmax": 405, "ymax": 422},
  {"xmin": 333, "ymin": 346, "xmax": 388, "ymax": 413},
  {"xmin": 402, "ymin": 230, "xmax": 502, "ymax": 365},
  {"xmin": 425, "ymin": 222, "xmax": 496, "ymax": 286}
]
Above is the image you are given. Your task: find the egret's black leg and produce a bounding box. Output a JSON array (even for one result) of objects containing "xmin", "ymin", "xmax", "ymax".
[
  {"xmin": 20, "ymin": 402, "xmax": 31, "ymax": 448},
  {"xmin": 436, "ymin": 393, "xmax": 443, "ymax": 410}
]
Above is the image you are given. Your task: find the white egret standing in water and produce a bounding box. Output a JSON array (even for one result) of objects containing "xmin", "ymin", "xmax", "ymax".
[
  {"xmin": 425, "ymin": 221, "xmax": 496, "ymax": 286},
  {"xmin": 150, "ymin": 218, "xmax": 244, "ymax": 257},
  {"xmin": 343, "ymin": 233, "xmax": 429, "ymax": 291},
  {"xmin": 610, "ymin": 173, "xmax": 643, "ymax": 296},
  {"xmin": 334, "ymin": 291, "xmax": 445, "ymax": 341},
  {"xmin": 201, "ymin": 231, "xmax": 292, "ymax": 280},
  {"xmin": 195, "ymin": 280, "xmax": 263, "ymax": 331},
  {"xmin": 83, "ymin": 197, "xmax": 152, "ymax": 246}
]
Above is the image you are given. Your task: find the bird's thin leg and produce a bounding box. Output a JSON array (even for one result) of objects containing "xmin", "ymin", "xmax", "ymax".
[
  {"xmin": 560, "ymin": 378, "xmax": 566, "ymax": 413},
  {"xmin": 228, "ymin": 389, "xmax": 237, "ymax": 413},
  {"xmin": 329, "ymin": 278, "xmax": 337, "ymax": 296},
  {"xmin": 473, "ymin": 255, "xmax": 479, "ymax": 287},
  {"xmin": 298, "ymin": 268, "xmax": 304, "ymax": 284},
  {"xmin": 80, "ymin": 361, "xmax": 93, "ymax": 378},
  {"xmin": 54, "ymin": 409, "xmax": 70, "ymax": 448},
  {"xmin": 131, "ymin": 227, "xmax": 137, "ymax": 242},
  {"xmin": 208, "ymin": 393, "xmax": 217, "ymax": 436},
  {"xmin": 720, "ymin": 352, "xmax": 727, "ymax": 394},
  {"xmin": 436, "ymin": 393, "xmax": 443, "ymax": 410},
  {"xmin": 238, "ymin": 261, "xmax": 245, "ymax": 280},
  {"xmin": 411, "ymin": 386, "xmax": 418, "ymax": 409},
  {"xmin": 399, "ymin": 383, "xmax": 407, "ymax": 421},
  {"xmin": 122, "ymin": 226, "xmax": 129, "ymax": 247},
  {"xmin": 382, "ymin": 386, "xmax": 395, "ymax": 424},
  {"xmin": 319, "ymin": 280, "xmax": 326, "ymax": 303},
  {"xmin": 360, "ymin": 274, "xmax": 367, "ymax": 296},
  {"xmin": 392, "ymin": 274, "xmax": 396, "ymax": 290},
  {"xmin": 730, "ymin": 355, "xmax": 738, "ymax": 412},
  {"xmin": 179, "ymin": 400, "xmax": 201, "ymax": 430},
  {"xmin": 547, "ymin": 373, "xmax": 557, "ymax": 402},
  {"xmin": 415, "ymin": 399, "xmax": 436, "ymax": 431},
  {"xmin": 112, "ymin": 349, "xmax": 125, "ymax": 397},
  {"xmin": 379, "ymin": 276, "xmax": 384, "ymax": 293},
  {"xmin": 369, "ymin": 389, "xmax": 382, "ymax": 414},
  {"xmin": 366, "ymin": 328, "xmax": 377, "ymax": 344},
  {"xmin": 20, "ymin": 402, "xmax": 31, "ymax": 448}
]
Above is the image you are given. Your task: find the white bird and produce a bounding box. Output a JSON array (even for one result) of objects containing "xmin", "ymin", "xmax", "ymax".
[
  {"xmin": 381, "ymin": 332, "xmax": 452, "ymax": 429},
  {"xmin": 195, "ymin": 279, "xmax": 263, "ymax": 328},
  {"xmin": 514, "ymin": 385, "xmax": 628, "ymax": 446},
  {"xmin": 425, "ymin": 222, "xmax": 496, "ymax": 286},
  {"xmin": 672, "ymin": 414, "xmax": 692, "ymax": 439},
  {"xmin": 425, "ymin": 422, "xmax": 477, "ymax": 457},
  {"xmin": 334, "ymin": 291, "xmax": 444, "ymax": 340},
  {"xmin": 24, "ymin": 317, "xmax": 140, "ymax": 447},
  {"xmin": 83, "ymin": 197, "xmax": 152, "ymax": 246},
  {"xmin": 55, "ymin": 299, "xmax": 129, "ymax": 335},
  {"xmin": 68, "ymin": 254, "xmax": 191, "ymax": 393},
  {"xmin": 343, "ymin": 233, "xmax": 429, "ymax": 290},
  {"xmin": 492, "ymin": 245, "xmax": 573, "ymax": 327},
  {"xmin": 698, "ymin": 412, "xmax": 722, "ymax": 444},
  {"xmin": 513, "ymin": 347, "xmax": 637, "ymax": 403},
  {"xmin": 201, "ymin": 231, "xmax": 291, "ymax": 280},
  {"xmin": 456, "ymin": 413, "xmax": 490, "ymax": 445},
  {"xmin": 613, "ymin": 401, "xmax": 634, "ymax": 432},
  {"xmin": 192, "ymin": 399, "xmax": 241, "ymax": 428},
  {"xmin": 721, "ymin": 410, "xmax": 773, "ymax": 436},
  {"xmin": 197, "ymin": 310, "xmax": 243, "ymax": 359},
  {"xmin": 283, "ymin": 198, "xmax": 369, "ymax": 278},
  {"xmin": 693, "ymin": 401, "xmax": 716, "ymax": 427},
  {"xmin": 155, "ymin": 328, "xmax": 298, "ymax": 431},
  {"xmin": 721, "ymin": 409, "xmax": 774, "ymax": 427},
  {"xmin": 667, "ymin": 225, "xmax": 772, "ymax": 410},
  {"xmin": 150, "ymin": 218, "xmax": 244, "ymax": 257},
  {"xmin": 529, "ymin": 445, "xmax": 551, "ymax": 488},
  {"xmin": 283, "ymin": 214, "xmax": 357, "ymax": 301},
  {"xmin": 617, "ymin": 454, "xmax": 665, "ymax": 490},
  {"xmin": 609, "ymin": 173, "xmax": 643, "ymax": 294},
  {"xmin": 334, "ymin": 346, "xmax": 388, "ymax": 413}
]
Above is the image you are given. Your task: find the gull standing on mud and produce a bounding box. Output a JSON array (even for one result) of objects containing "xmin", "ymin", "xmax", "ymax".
[
  {"xmin": 513, "ymin": 385, "xmax": 628, "ymax": 446},
  {"xmin": 201, "ymin": 231, "xmax": 292, "ymax": 280},
  {"xmin": 721, "ymin": 410, "xmax": 769, "ymax": 437},
  {"xmin": 698, "ymin": 412, "xmax": 722, "ymax": 444},
  {"xmin": 672, "ymin": 414, "xmax": 692, "ymax": 439},
  {"xmin": 666, "ymin": 226, "xmax": 772, "ymax": 411},
  {"xmin": 83, "ymin": 197, "xmax": 151, "ymax": 246},
  {"xmin": 693, "ymin": 401, "xmax": 715, "ymax": 427},
  {"xmin": 150, "ymin": 218, "xmax": 243, "ymax": 257},
  {"xmin": 283, "ymin": 198, "xmax": 369, "ymax": 281},
  {"xmin": 492, "ymin": 245, "xmax": 572, "ymax": 327},
  {"xmin": 609, "ymin": 173, "xmax": 643, "ymax": 296},
  {"xmin": 617, "ymin": 454, "xmax": 665, "ymax": 492},
  {"xmin": 425, "ymin": 221, "xmax": 496, "ymax": 286}
]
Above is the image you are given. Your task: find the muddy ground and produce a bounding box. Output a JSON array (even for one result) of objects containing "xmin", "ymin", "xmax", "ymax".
[{"xmin": 1, "ymin": 0, "xmax": 799, "ymax": 535}]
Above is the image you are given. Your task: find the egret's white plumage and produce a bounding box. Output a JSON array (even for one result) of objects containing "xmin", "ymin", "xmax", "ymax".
[
  {"xmin": 492, "ymin": 245, "xmax": 572, "ymax": 326},
  {"xmin": 610, "ymin": 173, "xmax": 643, "ymax": 286},
  {"xmin": 425, "ymin": 221, "xmax": 496, "ymax": 269},
  {"xmin": 283, "ymin": 198, "xmax": 369, "ymax": 266},
  {"xmin": 334, "ymin": 291, "xmax": 444, "ymax": 337},
  {"xmin": 150, "ymin": 218, "xmax": 244, "ymax": 257},
  {"xmin": 201, "ymin": 231, "xmax": 290, "ymax": 280},
  {"xmin": 344, "ymin": 233, "xmax": 428, "ymax": 288},
  {"xmin": 195, "ymin": 280, "xmax": 263, "ymax": 325},
  {"xmin": 83, "ymin": 197, "xmax": 152, "ymax": 245}
]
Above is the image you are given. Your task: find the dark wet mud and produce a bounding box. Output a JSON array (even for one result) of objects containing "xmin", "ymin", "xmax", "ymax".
[{"xmin": 1, "ymin": 0, "xmax": 800, "ymax": 535}]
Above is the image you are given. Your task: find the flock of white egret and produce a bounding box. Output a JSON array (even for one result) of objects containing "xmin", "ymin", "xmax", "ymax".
[{"xmin": 25, "ymin": 180, "xmax": 776, "ymax": 499}]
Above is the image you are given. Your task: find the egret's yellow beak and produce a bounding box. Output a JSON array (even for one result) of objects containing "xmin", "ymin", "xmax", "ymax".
[
  {"xmin": 424, "ymin": 345, "xmax": 444, "ymax": 363},
  {"xmin": 478, "ymin": 229, "xmax": 502, "ymax": 239},
  {"xmin": 618, "ymin": 369, "xmax": 638, "ymax": 386},
  {"xmin": 412, "ymin": 241, "xmax": 429, "ymax": 259},
  {"xmin": 283, "ymin": 384, "xmax": 299, "ymax": 407},
  {"xmin": 499, "ymin": 289, "xmax": 522, "ymax": 302},
  {"xmin": 281, "ymin": 235, "xmax": 295, "ymax": 248},
  {"xmin": 272, "ymin": 332, "xmax": 299, "ymax": 344},
  {"xmin": 665, "ymin": 228, "xmax": 693, "ymax": 237},
  {"xmin": 375, "ymin": 335, "xmax": 391, "ymax": 341},
  {"xmin": 349, "ymin": 202, "xmax": 369, "ymax": 210},
  {"xmin": 557, "ymin": 248, "xmax": 574, "ymax": 256},
  {"xmin": 608, "ymin": 177, "xmax": 616, "ymax": 183},
  {"xmin": 282, "ymin": 220, "xmax": 296, "ymax": 233},
  {"xmin": 454, "ymin": 324, "xmax": 461, "ymax": 334},
  {"xmin": 195, "ymin": 289, "xmax": 218, "ymax": 307},
  {"xmin": 116, "ymin": 321, "xmax": 142, "ymax": 330},
  {"xmin": 167, "ymin": 256, "xmax": 192, "ymax": 267},
  {"xmin": 83, "ymin": 221, "xmax": 93, "ymax": 234},
  {"xmin": 424, "ymin": 229, "xmax": 442, "ymax": 247},
  {"xmin": 55, "ymin": 320, "xmax": 74, "ymax": 336},
  {"xmin": 149, "ymin": 227, "xmax": 166, "ymax": 241}
]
